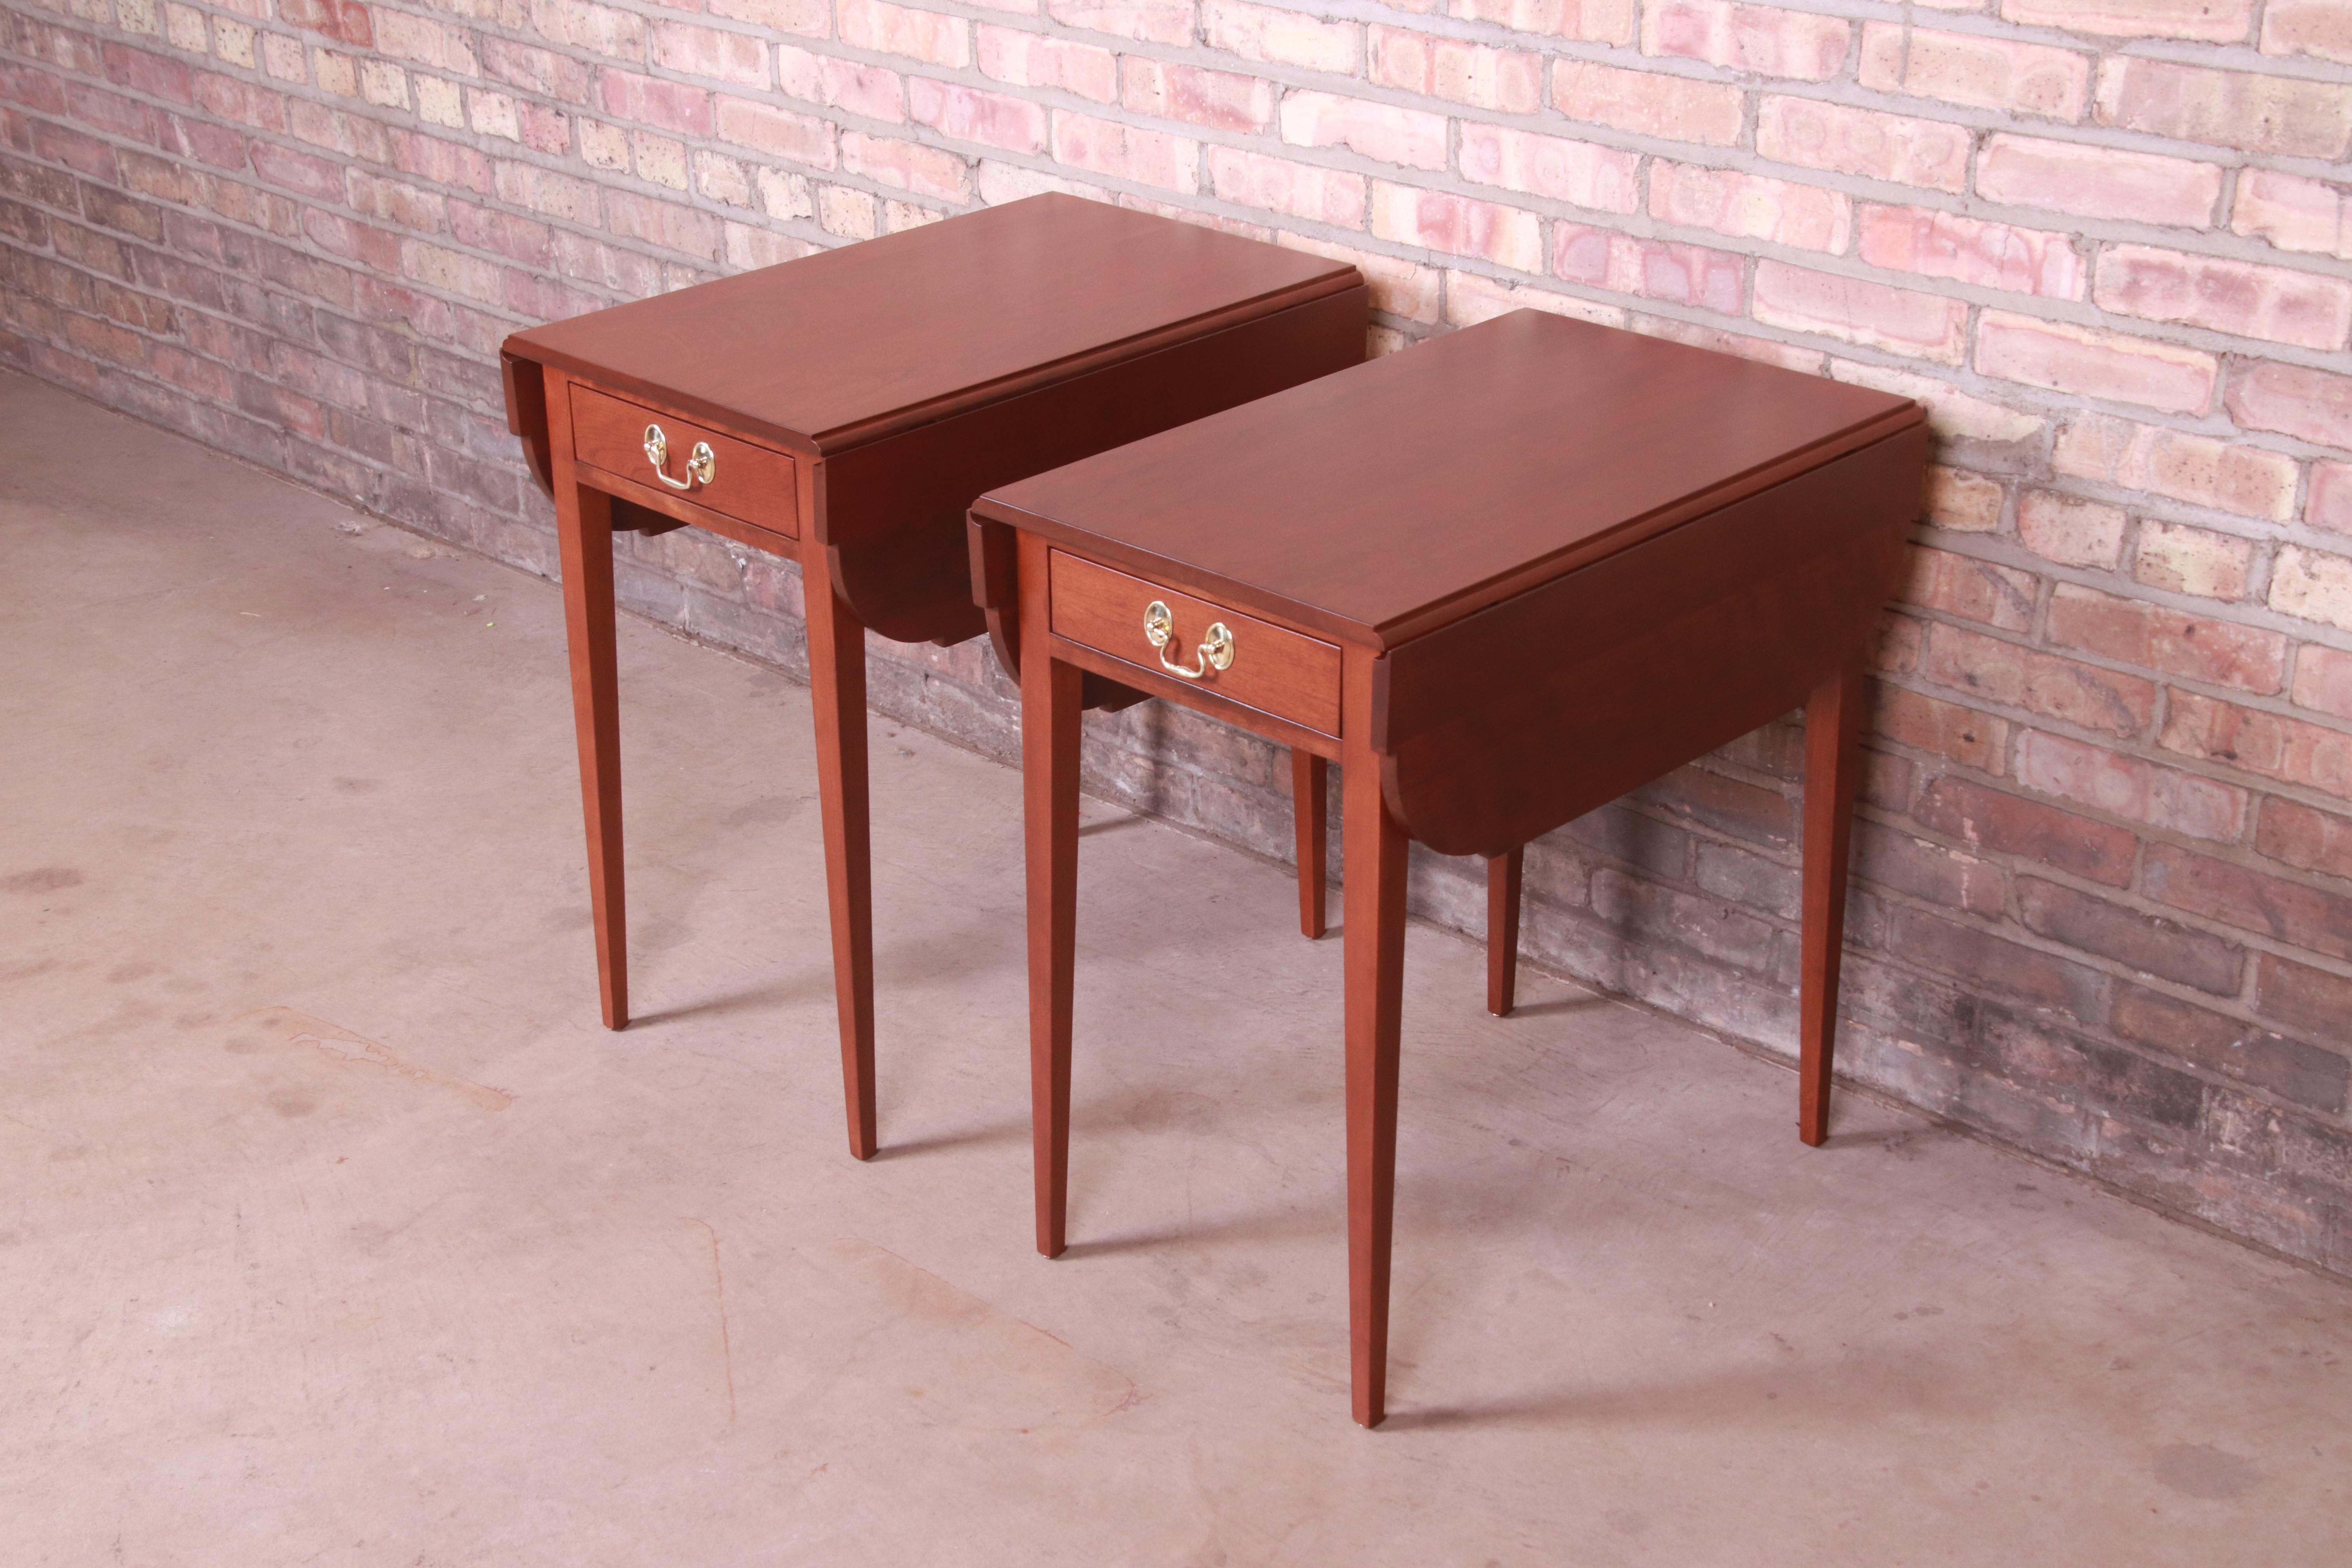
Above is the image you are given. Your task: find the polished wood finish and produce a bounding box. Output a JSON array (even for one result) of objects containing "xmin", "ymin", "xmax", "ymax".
[
  {"xmin": 501, "ymin": 195, "xmax": 1367, "ymax": 1160},
  {"xmin": 1799, "ymin": 659, "xmax": 1865, "ymax": 1147},
  {"xmin": 1049, "ymin": 552, "xmax": 1343, "ymax": 737},
  {"xmin": 1487, "ymin": 848, "xmax": 1523, "ymax": 1017},
  {"xmin": 568, "ymin": 382, "xmax": 801, "ymax": 539},
  {"xmin": 982, "ymin": 308, "xmax": 1926, "ymax": 1425},
  {"xmin": 1292, "ymin": 750, "xmax": 1327, "ymax": 940}
]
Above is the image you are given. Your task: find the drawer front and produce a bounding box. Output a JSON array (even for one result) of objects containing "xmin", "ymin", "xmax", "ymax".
[
  {"xmin": 569, "ymin": 383, "xmax": 799, "ymax": 538},
  {"xmin": 1050, "ymin": 552, "xmax": 1342, "ymax": 736}
]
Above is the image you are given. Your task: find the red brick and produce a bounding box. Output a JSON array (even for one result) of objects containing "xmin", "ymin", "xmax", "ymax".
[
  {"xmin": 1368, "ymin": 27, "xmax": 1540, "ymax": 114},
  {"xmin": 1906, "ymin": 544, "xmax": 2038, "ymax": 632},
  {"xmin": 1121, "ymin": 60, "xmax": 1273, "ymax": 132},
  {"xmin": 1857, "ymin": 205, "xmax": 2082, "ymax": 298},
  {"xmin": 1757, "ymin": 96, "xmax": 1969, "ymax": 193},
  {"xmin": 2258, "ymin": 796, "xmax": 2352, "ymax": 880},
  {"xmin": 2096, "ymin": 57, "xmax": 2352, "ymax": 160},
  {"xmin": 978, "ymin": 27, "xmax": 1116, "ymax": 103},
  {"xmin": 840, "ymin": 0, "xmax": 970, "ymax": 65},
  {"xmin": 907, "ymin": 78, "xmax": 1046, "ymax": 154},
  {"xmin": 1927, "ymin": 466, "xmax": 2004, "ymax": 533},
  {"xmin": 2263, "ymin": 0, "xmax": 2352, "ymax": 62},
  {"xmin": 1753, "ymin": 261, "xmax": 1967, "ymax": 364},
  {"xmin": 62, "ymin": 82, "xmax": 156, "ymax": 144},
  {"xmin": 1876, "ymin": 682, "xmax": 2011, "ymax": 772},
  {"xmin": 2112, "ymin": 984, "xmax": 2348, "ymax": 1113},
  {"xmin": 1853, "ymin": 818, "xmax": 2006, "ymax": 915},
  {"xmin": 597, "ymin": 69, "xmax": 715, "ymax": 137},
  {"xmin": 392, "ymin": 130, "xmax": 495, "ymax": 194},
  {"xmin": 1050, "ymin": 112, "xmax": 1196, "ymax": 194},
  {"xmin": 2312, "ymin": 464, "xmax": 2352, "ymax": 532},
  {"xmin": 2134, "ymin": 521, "xmax": 2252, "ymax": 602},
  {"xmin": 2002, "ymin": 0, "xmax": 2254, "ymax": 42},
  {"xmin": 2146, "ymin": 842, "xmax": 2352, "ymax": 961},
  {"xmin": 1641, "ymin": 763, "xmax": 1795, "ymax": 848},
  {"xmin": 1553, "ymin": 225, "xmax": 1742, "ymax": 314},
  {"xmin": 2161, "ymin": 690, "xmax": 2352, "ymax": 801},
  {"xmin": 1975, "ymin": 310, "xmax": 2216, "ymax": 415},
  {"xmin": 2016, "ymin": 490, "xmax": 2125, "ymax": 569},
  {"xmin": 2254, "ymin": 953, "xmax": 2352, "ymax": 1042},
  {"xmin": 279, "ymin": 0, "xmax": 373, "ymax": 48},
  {"xmin": 2270, "ymin": 546, "xmax": 2352, "ymax": 634},
  {"xmin": 2294, "ymin": 646, "xmax": 2352, "ymax": 721},
  {"xmin": 2095, "ymin": 244, "xmax": 2352, "ymax": 353},
  {"xmin": 1206, "ymin": 146, "xmax": 1363, "ymax": 228},
  {"xmin": 717, "ymin": 96, "xmax": 834, "ymax": 167},
  {"xmin": 1887, "ymin": 905, "xmax": 2104, "ymax": 1018},
  {"xmin": 101, "ymin": 42, "xmax": 195, "ymax": 105},
  {"xmin": 1923, "ymin": 621, "xmax": 2157, "ymax": 737},
  {"xmin": 2021, "ymin": 876, "xmax": 2244, "ymax": 994},
  {"xmin": 1370, "ymin": 182, "xmax": 1542, "ymax": 272},
  {"xmin": 2050, "ymin": 414, "xmax": 2297, "ymax": 524},
  {"xmin": 1643, "ymin": 0, "xmax": 1849, "ymax": 80},
  {"xmin": 249, "ymin": 140, "xmax": 343, "ymax": 200},
  {"xmin": 1858, "ymin": 23, "xmax": 2091, "ymax": 121},
  {"xmin": 1552, "ymin": 58, "xmax": 1742, "ymax": 146},
  {"xmin": 1974, "ymin": 134, "xmax": 2221, "ymax": 228},
  {"xmin": 2047, "ymin": 584, "xmax": 2285, "ymax": 695},
  {"xmin": 1281, "ymin": 92, "xmax": 1447, "ymax": 173},
  {"xmin": 843, "ymin": 131, "xmax": 971, "ymax": 202},
  {"xmin": 1463, "ymin": 126, "xmax": 1639, "ymax": 214},
  {"xmin": 31, "ymin": 121, "xmax": 122, "ymax": 180},
  {"xmin": 650, "ymin": 21, "xmax": 770, "ymax": 88},
  {"xmin": 2018, "ymin": 728, "xmax": 2249, "ymax": 841},
  {"xmin": 2223, "ymin": 360, "xmax": 2352, "ymax": 450},
  {"xmin": 1652, "ymin": 163, "xmax": 1846, "ymax": 252},
  {"xmin": 2231, "ymin": 170, "xmax": 2352, "ymax": 262}
]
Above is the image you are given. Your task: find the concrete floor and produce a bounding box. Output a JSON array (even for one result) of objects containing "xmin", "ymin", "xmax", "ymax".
[{"xmin": 4, "ymin": 368, "xmax": 2348, "ymax": 1566}]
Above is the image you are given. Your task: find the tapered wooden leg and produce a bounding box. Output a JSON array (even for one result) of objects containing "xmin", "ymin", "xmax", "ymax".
[
  {"xmin": 1342, "ymin": 754, "xmax": 1409, "ymax": 1428},
  {"xmin": 555, "ymin": 479, "xmax": 626, "ymax": 1031},
  {"xmin": 1799, "ymin": 659, "xmax": 1865, "ymax": 1147},
  {"xmin": 1486, "ymin": 847, "xmax": 1523, "ymax": 1017},
  {"xmin": 1293, "ymin": 750, "xmax": 1328, "ymax": 939},
  {"xmin": 1022, "ymin": 544, "xmax": 1082, "ymax": 1259},
  {"xmin": 804, "ymin": 551, "xmax": 878, "ymax": 1161}
]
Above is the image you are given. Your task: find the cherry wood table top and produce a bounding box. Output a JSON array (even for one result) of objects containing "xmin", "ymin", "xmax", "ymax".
[
  {"xmin": 975, "ymin": 310, "xmax": 1923, "ymax": 649},
  {"xmin": 501, "ymin": 194, "xmax": 1359, "ymax": 460}
]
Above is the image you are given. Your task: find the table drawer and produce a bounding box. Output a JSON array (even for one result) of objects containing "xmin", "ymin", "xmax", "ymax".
[
  {"xmin": 569, "ymin": 382, "xmax": 799, "ymax": 538},
  {"xmin": 1050, "ymin": 552, "xmax": 1341, "ymax": 736}
]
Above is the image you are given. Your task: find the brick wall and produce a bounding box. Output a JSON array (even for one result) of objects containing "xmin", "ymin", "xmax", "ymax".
[{"xmin": 5, "ymin": 0, "xmax": 2351, "ymax": 1271}]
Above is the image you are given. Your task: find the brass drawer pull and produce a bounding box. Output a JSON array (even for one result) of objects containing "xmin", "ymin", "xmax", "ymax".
[
  {"xmin": 642, "ymin": 423, "xmax": 715, "ymax": 491},
  {"xmin": 1143, "ymin": 599, "xmax": 1234, "ymax": 680}
]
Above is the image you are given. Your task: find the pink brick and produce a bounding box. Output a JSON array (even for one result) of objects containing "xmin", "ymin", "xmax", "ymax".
[
  {"xmin": 2096, "ymin": 57, "xmax": 2352, "ymax": 160},
  {"xmin": 1281, "ymin": 92, "xmax": 1448, "ymax": 173},
  {"xmin": 716, "ymin": 96, "xmax": 835, "ymax": 167},
  {"xmin": 842, "ymin": 130, "xmax": 971, "ymax": 202},
  {"xmin": 2135, "ymin": 519, "xmax": 2253, "ymax": 600},
  {"xmin": 599, "ymin": 69, "xmax": 714, "ymax": 136},
  {"xmin": 2232, "ymin": 171, "xmax": 2352, "ymax": 262},
  {"xmin": 281, "ymin": 0, "xmax": 373, "ymax": 47},
  {"xmin": 1757, "ymin": 96, "xmax": 1968, "ymax": 193},
  {"xmin": 1203, "ymin": 0, "xmax": 1359, "ymax": 70},
  {"xmin": 2002, "ymin": 0, "xmax": 2254, "ymax": 42},
  {"xmin": 840, "ymin": 0, "xmax": 971, "ymax": 66},
  {"xmin": 2294, "ymin": 646, "xmax": 2352, "ymax": 721},
  {"xmin": 1122, "ymin": 60, "xmax": 1274, "ymax": 132},
  {"xmin": 1753, "ymin": 261, "xmax": 1969, "ymax": 364},
  {"xmin": 528, "ymin": 0, "xmax": 644, "ymax": 60},
  {"xmin": 2017, "ymin": 490, "xmax": 2127, "ymax": 567},
  {"xmin": 1450, "ymin": 0, "xmax": 1637, "ymax": 46},
  {"xmin": 2051, "ymin": 414, "xmax": 2299, "ymax": 524},
  {"xmin": 1907, "ymin": 544, "xmax": 2038, "ymax": 631},
  {"xmin": 1643, "ymin": 0, "xmax": 1850, "ymax": 80},
  {"xmin": 976, "ymin": 27, "xmax": 1117, "ymax": 104},
  {"xmin": 2263, "ymin": 0, "xmax": 2352, "ymax": 64},
  {"xmin": 1207, "ymin": 147, "xmax": 1365, "ymax": 227},
  {"xmin": 1368, "ymin": 27, "xmax": 1541, "ymax": 114},
  {"xmin": 1928, "ymin": 466, "xmax": 2005, "ymax": 533},
  {"xmin": 1554, "ymin": 225, "xmax": 1744, "ymax": 314},
  {"xmin": 2270, "ymin": 545, "xmax": 2352, "ymax": 634},
  {"xmin": 1976, "ymin": 135, "xmax": 2223, "ymax": 231},
  {"xmin": 1975, "ymin": 311, "xmax": 2216, "ymax": 415},
  {"xmin": 1857, "ymin": 205, "xmax": 2083, "ymax": 298},
  {"xmin": 820, "ymin": 57, "xmax": 905, "ymax": 122},
  {"xmin": 1051, "ymin": 111, "xmax": 1199, "ymax": 194},
  {"xmin": 1922, "ymin": 621, "xmax": 2156, "ymax": 737},
  {"xmin": 2095, "ymin": 245, "xmax": 2352, "ymax": 353},
  {"xmin": 600, "ymin": 190, "xmax": 723, "ymax": 259},
  {"xmin": 2312, "ymin": 464, "xmax": 2352, "ymax": 534},
  {"xmin": 1461, "ymin": 126, "xmax": 1639, "ymax": 213},
  {"xmin": 2225, "ymin": 361, "xmax": 2352, "ymax": 450},
  {"xmin": 1858, "ymin": 24, "xmax": 2090, "ymax": 122},
  {"xmin": 1551, "ymin": 59, "xmax": 1742, "ymax": 146},
  {"xmin": 1652, "ymin": 162, "xmax": 1848, "ymax": 252},
  {"xmin": 651, "ymin": 22, "xmax": 769, "ymax": 88},
  {"xmin": 1370, "ymin": 182, "xmax": 1544, "ymax": 272},
  {"xmin": 2162, "ymin": 690, "xmax": 2352, "ymax": 801},
  {"xmin": 1877, "ymin": 685, "xmax": 2010, "ymax": 773},
  {"xmin": 2047, "ymin": 584, "xmax": 2287, "ymax": 695},
  {"xmin": 907, "ymin": 78, "xmax": 1046, "ymax": 154},
  {"xmin": 1048, "ymin": 0, "xmax": 1196, "ymax": 45},
  {"xmin": 710, "ymin": 0, "xmax": 830, "ymax": 35},
  {"xmin": 2019, "ymin": 729, "xmax": 2248, "ymax": 841}
]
